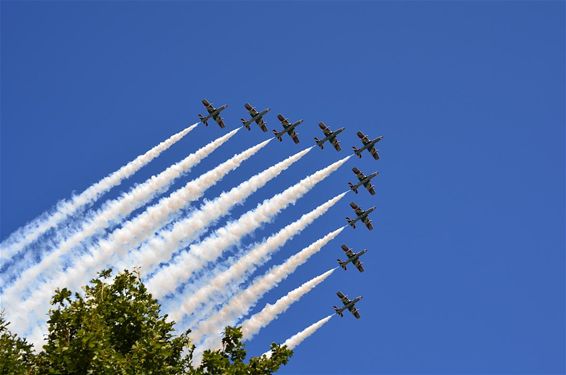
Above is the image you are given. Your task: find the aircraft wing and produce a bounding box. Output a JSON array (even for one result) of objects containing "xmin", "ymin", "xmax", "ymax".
[
  {"xmin": 244, "ymin": 103, "xmax": 259, "ymax": 116},
  {"xmin": 352, "ymin": 167, "xmax": 366, "ymax": 182},
  {"xmin": 212, "ymin": 114, "xmax": 226, "ymax": 128},
  {"xmin": 330, "ymin": 138, "xmax": 341, "ymax": 151},
  {"xmin": 349, "ymin": 306, "xmax": 361, "ymax": 319},
  {"xmin": 319, "ymin": 122, "xmax": 333, "ymax": 136},
  {"xmin": 288, "ymin": 128, "xmax": 300, "ymax": 144},
  {"xmin": 341, "ymin": 244, "xmax": 355, "ymax": 258},
  {"xmin": 350, "ymin": 202, "xmax": 364, "ymax": 216},
  {"xmin": 202, "ymin": 99, "xmax": 215, "ymax": 114},
  {"xmin": 353, "ymin": 258, "xmax": 365, "ymax": 272},
  {"xmin": 364, "ymin": 182, "xmax": 376, "ymax": 195},
  {"xmin": 363, "ymin": 217, "xmax": 373, "ymax": 230},
  {"xmin": 277, "ymin": 114, "xmax": 291, "ymax": 128},
  {"xmin": 357, "ymin": 131, "xmax": 371, "ymax": 145},
  {"xmin": 255, "ymin": 118, "xmax": 268, "ymax": 132},
  {"xmin": 336, "ymin": 291, "xmax": 350, "ymax": 305},
  {"xmin": 368, "ymin": 145, "xmax": 380, "ymax": 160}
]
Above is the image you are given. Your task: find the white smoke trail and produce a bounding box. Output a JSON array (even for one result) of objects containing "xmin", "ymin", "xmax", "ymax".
[
  {"xmin": 241, "ymin": 268, "xmax": 336, "ymax": 341},
  {"xmin": 263, "ymin": 315, "xmax": 334, "ymax": 357},
  {"xmin": 147, "ymin": 157, "xmax": 350, "ymax": 300},
  {"xmin": 185, "ymin": 227, "xmax": 345, "ymax": 342},
  {"xmin": 117, "ymin": 138, "xmax": 272, "ymax": 274},
  {"xmin": 17, "ymin": 146, "xmax": 312, "ymax": 340},
  {"xmin": 0, "ymin": 124, "xmax": 197, "ymax": 262},
  {"xmin": 171, "ymin": 204, "xmax": 346, "ymax": 327},
  {"xmin": 1, "ymin": 129, "xmax": 239, "ymax": 322},
  {"xmin": 10, "ymin": 138, "xmax": 271, "ymax": 335},
  {"xmin": 134, "ymin": 147, "xmax": 312, "ymax": 283},
  {"xmin": 195, "ymin": 268, "xmax": 336, "ymax": 357}
]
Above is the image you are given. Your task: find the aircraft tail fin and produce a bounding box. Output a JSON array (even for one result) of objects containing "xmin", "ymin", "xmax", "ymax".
[
  {"xmin": 314, "ymin": 137, "xmax": 324, "ymax": 149},
  {"xmin": 352, "ymin": 146, "xmax": 362, "ymax": 158},
  {"xmin": 346, "ymin": 217, "xmax": 356, "ymax": 228},
  {"xmin": 198, "ymin": 114, "xmax": 208, "ymax": 126},
  {"xmin": 273, "ymin": 129, "xmax": 283, "ymax": 142},
  {"xmin": 241, "ymin": 118, "xmax": 251, "ymax": 130},
  {"xmin": 348, "ymin": 182, "xmax": 358, "ymax": 193},
  {"xmin": 338, "ymin": 259, "xmax": 347, "ymax": 270},
  {"xmin": 333, "ymin": 306, "xmax": 344, "ymax": 317}
]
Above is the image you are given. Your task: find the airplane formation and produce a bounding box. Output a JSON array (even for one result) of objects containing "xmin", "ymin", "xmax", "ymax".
[{"xmin": 198, "ymin": 98, "xmax": 383, "ymax": 320}]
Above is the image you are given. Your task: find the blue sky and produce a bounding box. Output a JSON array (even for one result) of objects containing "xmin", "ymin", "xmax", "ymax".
[{"xmin": 1, "ymin": 1, "xmax": 564, "ymax": 374}]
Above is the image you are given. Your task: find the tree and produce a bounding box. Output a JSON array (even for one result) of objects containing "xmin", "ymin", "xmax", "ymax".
[
  {"xmin": 0, "ymin": 312, "xmax": 34, "ymax": 375},
  {"xmin": 0, "ymin": 269, "xmax": 292, "ymax": 374},
  {"xmin": 197, "ymin": 326, "xmax": 292, "ymax": 375}
]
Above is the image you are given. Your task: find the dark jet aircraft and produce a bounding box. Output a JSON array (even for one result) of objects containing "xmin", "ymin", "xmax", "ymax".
[
  {"xmin": 273, "ymin": 114, "xmax": 303, "ymax": 144},
  {"xmin": 346, "ymin": 202, "xmax": 375, "ymax": 230},
  {"xmin": 348, "ymin": 167, "xmax": 379, "ymax": 195},
  {"xmin": 353, "ymin": 131, "xmax": 383, "ymax": 159},
  {"xmin": 198, "ymin": 99, "xmax": 228, "ymax": 128},
  {"xmin": 333, "ymin": 291, "xmax": 363, "ymax": 319},
  {"xmin": 337, "ymin": 244, "xmax": 367, "ymax": 272},
  {"xmin": 314, "ymin": 122, "xmax": 345, "ymax": 151},
  {"xmin": 241, "ymin": 103, "xmax": 270, "ymax": 132}
]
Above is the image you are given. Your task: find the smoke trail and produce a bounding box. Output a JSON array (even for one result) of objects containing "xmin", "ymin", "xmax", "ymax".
[
  {"xmin": 241, "ymin": 268, "xmax": 336, "ymax": 341},
  {"xmin": 133, "ymin": 147, "xmax": 312, "ymax": 280},
  {"xmin": 171, "ymin": 205, "xmax": 346, "ymax": 328},
  {"xmin": 9, "ymin": 146, "xmax": 311, "ymax": 338},
  {"xmin": 0, "ymin": 124, "xmax": 197, "ymax": 262},
  {"xmin": 117, "ymin": 138, "xmax": 272, "ymax": 274},
  {"xmin": 189, "ymin": 227, "xmax": 345, "ymax": 342},
  {"xmin": 264, "ymin": 315, "xmax": 334, "ymax": 357},
  {"xmin": 146, "ymin": 157, "xmax": 350, "ymax": 300},
  {"xmin": 196, "ymin": 268, "xmax": 336, "ymax": 355},
  {"xmin": 9, "ymin": 139, "xmax": 271, "ymax": 335},
  {"xmin": 1, "ymin": 129, "xmax": 238, "ymax": 318}
]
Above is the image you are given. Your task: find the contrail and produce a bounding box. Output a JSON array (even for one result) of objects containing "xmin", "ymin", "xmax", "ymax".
[
  {"xmin": 263, "ymin": 315, "xmax": 334, "ymax": 357},
  {"xmin": 0, "ymin": 124, "xmax": 197, "ymax": 262},
  {"xmin": 241, "ymin": 268, "xmax": 336, "ymax": 341},
  {"xmin": 117, "ymin": 139, "xmax": 272, "ymax": 274},
  {"xmin": 185, "ymin": 227, "xmax": 345, "ymax": 342},
  {"xmin": 19, "ymin": 146, "xmax": 310, "ymax": 341},
  {"xmin": 1, "ymin": 129, "xmax": 238, "ymax": 323},
  {"xmin": 132, "ymin": 147, "xmax": 312, "ymax": 283},
  {"xmin": 146, "ymin": 157, "xmax": 350, "ymax": 300},
  {"xmin": 196, "ymin": 268, "xmax": 336, "ymax": 355},
  {"xmin": 9, "ymin": 138, "xmax": 271, "ymax": 335}
]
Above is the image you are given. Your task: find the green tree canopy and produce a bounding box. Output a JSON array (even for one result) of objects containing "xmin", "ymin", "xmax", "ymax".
[{"xmin": 0, "ymin": 269, "xmax": 292, "ymax": 374}]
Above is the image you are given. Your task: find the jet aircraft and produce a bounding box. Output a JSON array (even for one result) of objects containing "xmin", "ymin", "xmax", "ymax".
[
  {"xmin": 198, "ymin": 99, "xmax": 228, "ymax": 128},
  {"xmin": 314, "ymin": 122, "xmax": 344, "ymax": 151},
  {"xmin": 333, "ymin": 291, "xmax": 363, "ymax": 319},
  {"xmin": 348, "ymin": 167, "xmax": 379, "ymax": 195},
  {"xmin": 273, "ymin": 114, "xmax": 303, "ymax": 144},
  {"xmin": 353, "ymin": 131, "xmax": 383, "ymax": 159},
  {"xmin": 346, "ymin": 202, "xmax": 375, "ymax": 230},
  {"xmin": 241, "ymin": 103, "xmax": 270, "ymax": 132},
  {"xmin": 337, "ymin": 244, "xmax": 367, "ymax": 272}
]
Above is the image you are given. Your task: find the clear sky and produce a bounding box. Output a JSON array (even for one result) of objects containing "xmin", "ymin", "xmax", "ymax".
[{"xmin": 1, "ymin": 1, "xmax": 564, "ymax": 374}]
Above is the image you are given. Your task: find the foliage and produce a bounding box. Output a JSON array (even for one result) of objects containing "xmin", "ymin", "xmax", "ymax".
[
  {"xmin": 0, "ymin": 269, "xmax": 292, "ymax": 374},
  {"xmin": 0, "ymin": 312, "xmax": 34, "ymax": 375}
]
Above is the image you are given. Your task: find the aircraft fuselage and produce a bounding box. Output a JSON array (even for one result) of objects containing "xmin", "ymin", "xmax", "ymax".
[
  {"xmin": 352, "ymin": 207, "xmax": 375, "ymax": 223},
  {"xmin": 358, "ymin": 136, "xmax": 383, "ymax": 153},
  {"xmin": 320, "ymin": 127, "xmax": 345, "ymax": 143},
  {"xmin": 202, "ymin": 104, "xmax": 228, "ymax": 121},
  {"xmin": 275, "ymin": 119, "xmax": 303, "ymax": 137},
  {"xmin": 351, "ymin": 172, "xmax": 378, "ymax": 190},
  {"xmin": 243, "ymin": 108, "xmax": 270, "ymax": 127},
  {"xmin": 334, "ymin": 296, "xmax": 363, "ymax": 315},
  {"xmin": 339, "ymin": 249, "xmax": 367, "ymax": 267}
]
